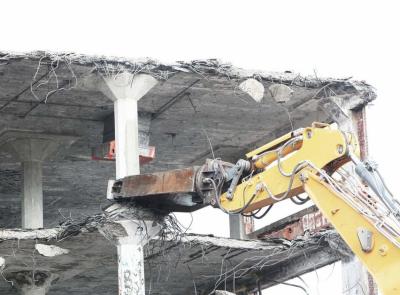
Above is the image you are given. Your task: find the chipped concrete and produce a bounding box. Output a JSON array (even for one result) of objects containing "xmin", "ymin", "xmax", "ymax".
[
  {"xmin": 0, "ymin": 257, "xmax": 5, "ymax": 270},
  {"xmin": 0, "ymin": 229, "xmax": 342, "ymax": 294},
  {"xmin": 35, "ymin": 244, "xmax": 69, "ymax": 257},
  {"xmin": 238, "ymin": 78, "xmax": 265, "ymax": 102},
  {"xmin": 269, "ymin": 83, "xmax": 294, "ymax": 103}
]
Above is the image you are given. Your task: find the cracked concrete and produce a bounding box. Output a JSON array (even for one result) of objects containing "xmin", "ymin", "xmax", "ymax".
[{"xmin": 0, "ymin": 228, "xmax": 344, "ymax": 294}]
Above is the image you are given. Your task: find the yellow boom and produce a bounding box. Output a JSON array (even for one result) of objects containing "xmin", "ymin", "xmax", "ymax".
[
  {"xmin": 112, "ymin": 122, "xmax": 400, "ymax": 294},
  {"xmin": 216, "ymin": 123, "xmax": 400, "ymax": 295}
]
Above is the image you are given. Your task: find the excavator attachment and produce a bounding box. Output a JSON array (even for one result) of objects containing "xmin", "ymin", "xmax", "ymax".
[{"xmin": 107, "ymin": 122, "xmax": 400, "ymax": 294}]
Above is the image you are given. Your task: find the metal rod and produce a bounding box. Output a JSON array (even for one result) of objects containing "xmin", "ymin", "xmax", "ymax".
[
  {"xmin": 0, "ymin": 70, "xmax": 51, "ymax": 111},
  {"xmin": 152, "ymin": 79, "xmax": 200, "ymax": 119}
]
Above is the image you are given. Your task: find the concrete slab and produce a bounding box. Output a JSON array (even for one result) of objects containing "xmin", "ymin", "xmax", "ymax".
[{"xmin": 0, "ymin": 228, "xmax": 341, "ymax": 295}]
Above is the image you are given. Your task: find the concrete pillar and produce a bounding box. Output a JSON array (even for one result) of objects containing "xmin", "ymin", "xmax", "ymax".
[
  {"xmin": 99, "ymin": 72, "xmax": 157, "ymax": 179},
  {"xmin": 229, "ymin": 215, "xmax": 253, "ymax": 239},
  {"xmin": 110, "ymin": 218, "xmax": 160, "ymax": 295},
  {"xmin": 114, "ymin": 97, "xmax": 140, "ymax": 179},
  {"xmin": 118, "ymin": 243, "xmax": 144, "ymax": 294},
  {"xmin": 0, "ymin": 132, "xmax": 77, "ymax": 229},
  {"xmin": 99, "ymin": 72, "xmax": 158, "ymax": 295},
  {"xmin": 22, "ymin": 160, "xmax": 43, "ymax": 229},
  {"xmin": 229, "ymin": 215, "xmax": 246, "ymax": 239},
  {"xmin": 342, "ymin": 256, "xmax": 378, "ymax": 295}
]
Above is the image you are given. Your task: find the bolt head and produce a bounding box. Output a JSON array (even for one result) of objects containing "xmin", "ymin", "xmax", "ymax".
[
  {"xmin": 337, "ymin": 144, "xmax": 344, "ymax": 154},
  {"xmin": 379, "ymin": 244, "xmax": 388, "ymax": 256},
  {"xmin": 331, "ymin": 208, "xmax": 340, "ymax": 215},
  {"xmin": 299, "ymin": 172, "xmax": 308, "ymax": 182}
]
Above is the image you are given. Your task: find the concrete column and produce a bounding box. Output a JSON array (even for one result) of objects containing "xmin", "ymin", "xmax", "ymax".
[
  {"xmin": 342, "ymin": 256, "xmax": 378, "ymax": 295},
  {"xmin": 0, "ymin": 133, "xmax": 77, "ymax": 229},
  {"xmin": 22, "ymin": 160, "xmax": 43, "ymax": 229},
  {"xmin": 100, "ymin": 206, "xmax": 161, "ymax": 295},
  {"xmin": 99, "ymin": 72, "xmax": 157, "ymax": 179},
  {"xmin": 229, "ymin": 215, "xmax": 246, "ymax": 239},
  {"xmin": 99, "ymin": 72, "xmax": 158, "ymax": 295},
  {"xmin": 114, "ymin": 97, "xmax": 140, "ymax": 179},
  {"xmin": 113, "ymin": 218, "xmax": 160, "ymax": 295},
  {"xmin": 229, "ymin": 215, "xmax": 253, "ymax": 239},
  {"xmin": 118, "ymin": 243, "xmax": 144, "ymax": 295}
]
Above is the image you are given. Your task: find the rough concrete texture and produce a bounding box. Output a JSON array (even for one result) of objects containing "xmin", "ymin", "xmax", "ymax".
[
  {"xmin": 35, "ymin": 244, "xmax": 70, "ymax": 257},
  {"xmin": 0, "ymin": 229, "xmax": 343, "ymax": 294},
  {"xmin": 0, "ymin": 50, "xmax": 376, "ymax": 293},
  {"xmin": 0, "ymin": 51, "xmax": 375, "ymax": 227}
]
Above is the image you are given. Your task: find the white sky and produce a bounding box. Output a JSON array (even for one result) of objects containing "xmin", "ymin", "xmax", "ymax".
[{"xmin": 1, "ymin": 1, "xmax": 399, "ymax": 294}]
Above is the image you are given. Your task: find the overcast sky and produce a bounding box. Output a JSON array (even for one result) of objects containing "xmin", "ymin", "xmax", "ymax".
[{"xmin": 1, "ymin": 1, "xmax": 398, "ymax": 294}]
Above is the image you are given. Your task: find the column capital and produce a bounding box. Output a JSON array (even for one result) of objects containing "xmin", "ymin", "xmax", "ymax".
[
  {"xmin": 100, "ymin": 72, "xmax": 158, "ymax": 102},
  {"xmin": 0, "ymin": 129, "xmax": 77, "ymax": 162},
  {"xmin": 6, "ymin": 270, "xmax": 57, "ymax": 295},
  {"xmin": 77, "ymin": 72, "xmax": 158, "ymax": 102},
  {"xmin": 99, "ymin": 203, "xmax": 162, "ymax": 246}
]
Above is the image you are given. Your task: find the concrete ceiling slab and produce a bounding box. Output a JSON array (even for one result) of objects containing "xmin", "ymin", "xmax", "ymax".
[{"xmin": 0, "ymin": 51, "xmax": 376, "ymax": 227}]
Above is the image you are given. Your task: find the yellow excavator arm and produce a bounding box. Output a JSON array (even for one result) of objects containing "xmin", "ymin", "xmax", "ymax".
[
  {"xmin": 218, "ymin": 122, "xmax": 359, "ymax": 212},
  {"xmin": 212, "ymin": 123, "xmax": 400, "ymax": 295},
  {"xmin": 303, "ymin": 169, "xmax": 400, "ymax": 295},
  {"xmin": 110, "ymin": 122, "xmax": 400, "ymax": 294}
]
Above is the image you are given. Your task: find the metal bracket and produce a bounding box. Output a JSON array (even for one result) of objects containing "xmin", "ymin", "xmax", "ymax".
[
  {"xmin": 226, "ymin": 159, "xmax": 251, "ymax": 200},
  {"xmin": 357, "ymin": 227, "xmax": 374, "ymax": 252}
]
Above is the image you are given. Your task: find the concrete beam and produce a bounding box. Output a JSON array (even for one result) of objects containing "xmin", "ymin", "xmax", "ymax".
[
  {"xmin": 236, "ymin": 245, "xmax": 339, "ymax": 292},
  {"xmin": 247, "ymin": 206, "xmax": 330, "ymax": 240},
  {"xmin": 0, "ymin": 130, "xmax": 77, "ymax": 229},
  {"xmin": 229, "ymin": 215, "xmax": 253, "ymax": 239}
]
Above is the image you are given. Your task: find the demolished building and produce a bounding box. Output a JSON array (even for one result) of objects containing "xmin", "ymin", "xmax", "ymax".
[{"xmin": 0, "ymin": 51, "xmax": 376, "ymax": 294}]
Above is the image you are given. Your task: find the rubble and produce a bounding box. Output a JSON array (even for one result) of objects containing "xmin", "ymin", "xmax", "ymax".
[{"xmin": 35, "ymin": 244, "xmax": 69, "ymax": 257}]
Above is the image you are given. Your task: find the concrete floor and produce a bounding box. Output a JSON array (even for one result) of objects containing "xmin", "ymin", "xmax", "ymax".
[{"xmin": 0, "ymin": 229, "xmax": 343, "ymax": 294}]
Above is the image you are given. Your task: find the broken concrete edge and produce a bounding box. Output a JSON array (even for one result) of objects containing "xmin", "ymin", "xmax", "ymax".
[
  {"xmin": 0, "ymin": 228, "xmax": 62, "ymax": 241},
  {"xmin": 0, "ymin": 225, "xmax": 351, "ymax": 258},
  {"xmin": 180, "ymin": 233, "xmax": 291, "ymax": 250},
  {"xmin": 35, "ymin": 244, "xmax": 70, "ymax": 257},
  {"xmin": 248, "ymin": 206, "xmax": 320, "ymax": 239},
  {"xmin": 0, "ymin": 50, "xmax": 376, "ymax": 102}
]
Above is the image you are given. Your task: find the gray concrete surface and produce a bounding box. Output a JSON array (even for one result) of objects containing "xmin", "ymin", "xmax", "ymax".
[
  {"xmin": 0, "ymin": 51, "xmax": 376, "ymax": 294},
  {"xmin": 0, "ymin": 52, "xmax": 375, "ymax": 228},
  {"xmin": 0, "ymin": 229, "xmax": 343, "ymax": 295}
]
